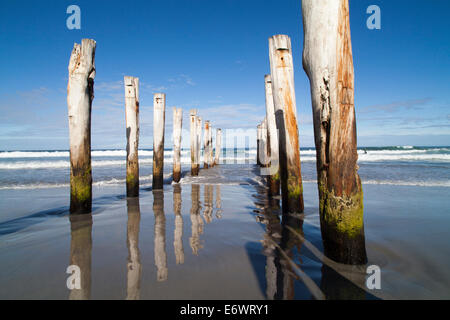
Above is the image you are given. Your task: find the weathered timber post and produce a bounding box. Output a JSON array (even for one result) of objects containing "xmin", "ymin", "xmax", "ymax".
[
  {"xmin": 124, "ymin": 76, "xmax": 140, "ymax": 197},
  {"xmin": 190, "ymin": 110, "xmax": 199, "ymax": 175},
  {"xmin": 204, "ymin": 121, "xmax": 211, "ymax": 169},
  {"xmin": 302, "ymin": 0, "xmax": 367, "ymax": 264},
  {"xmin": 268, "ymin": 34, "xmax": 304, "ymax": 214},
  {"xmin": 67, "ymin": 39, "xmax": 96, "ymax": 214},
  {"xmin": 153, "ymin": 190, "xmax": 168, "ymax": 281},
  {"xmin": 260, "ymin": 117, "xmax": 268, "ymax": 167},
  {"xmin": 214, "ymin": 129, "xmax": 222, "ymax": 165},
  {"xmin": 264, "ymin": 74, "xmax": 280, "ymax": 196},
  {"xmin": 209, "ymin": 126, "xmax": 214, "ymax": 167},
  {"xmin": 173, "ymin": 107, "xmax": 183, "ymax": 183},
  {"xmin": 126, "ymin": 197, "xmax": 141, "ymax": 300},
  {"xmin": 173, "ymin": 184, "xmax": 184, "ymax": 264},
  {"xmin": 196, "ymin": 117, "xmax": 202, "ymax": 170},
  {"xmin": 256, "ymin": 123, "xmax": 261, "ymax": 166},
  {"xmin": 152, "ymin": 93, "xmax": 165, "ymax": 190}
]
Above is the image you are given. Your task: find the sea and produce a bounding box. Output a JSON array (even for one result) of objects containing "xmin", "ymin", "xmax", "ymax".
[{"xmin": 0, "ymin": 146, "xmax": 449, "ymax": 190}]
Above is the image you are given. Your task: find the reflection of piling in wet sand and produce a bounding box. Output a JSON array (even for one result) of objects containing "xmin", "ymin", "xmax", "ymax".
[
  {"xmin": 67, "ymin": 39, "xmax": 96, "ymax": 214},
  {"xmin": 189, "ymin": 184, "xmax": 203, "ymax": 255},
  {"xmin": 190, "ymin": 109, "xmax": 199, "ymax": 176},
  {"xmin": 153, "ymin": 190, "xmax": 168, "ymax": 281},
  {"xmin": 152, "ymin": 94, "xmax": 166, "ymax": 190},
  {"xmin": 69, "ymin": 214, "xmax": 92, "ymax": 300},
  {"xmin": 214, "ymin": 129, "xmax": 222, "ymax": 165},
  {"xmin": 126, "ymin": 198, "xmax": 141, "ymax": 299},
  {"xmin": 268, "ymin": 34, "xmax": 304, "ymax": 215},
  {"xmin": 215, "ymin": 185, "xmax": 222, "ymax": 219},
  {"xmin": 262, "ymin": 207, "xmax": 282, "ymax": 300},
  {"xmin": 173, "ymin": 184, "xmax": 184, "ymax": 264},
  {"xmin": 302, "ymin": 0, "xmax": 367, "ymax": 264},
  {"xmin": 204, "ymin": 185, "xmax": 213, "ymax": 223},
  {"xmin": 264, "ymin": 74, "xmax": 280, "ymax": 196},
  {"xmin": 173, "ymin": 107, "xmax": 183, "ymax": 183},
  {"xmin": 124, "ymin": 76, "xmax": 140, "ymax": 197}
]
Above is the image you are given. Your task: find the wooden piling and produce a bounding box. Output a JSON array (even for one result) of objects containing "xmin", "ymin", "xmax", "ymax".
[
  {"xmin": 214, "ymin": 129, "xmax": 222, "ymax": 165},
  {"xmin": 260, "ymin": 117, "xmax": 268, "ymax": 167},
  {"xmin": 204, "ymin": 121, "xmax": 211, "ymax": 169},
  {"xmin": 67, "ymin": 39, "xmax": 96, "ymax": 214},
  {"xmin": 196, "ymin": 117, "xmax": 202, "ymax": 170},
  {"xmin": 268, "ymin": 34, "xmax": 304, "ymax": 214},
  {"xmin": 190, "ymin": 109, "xmax": 199, "ymax": 176},
  {"xmin": 256, "ymin": 123, "xmax": 261, "ymax": 166},
  {"xmin": 124, "ymin": 76, "xmax": 140, "ymax": 197},
  {"xmin": 173, "ymin": 107, "xmax": 183, "ymax": 183},
  {"xmin": 264, "ymin": 74, "xmax": 281, "ymax": 196},
  {"xmin": 209, "ymin": 125, "xmax": 214, "ymax": 167},
  {"xmin": 302, "ymin": 0, "xmax": 367, "ymax": 264},
  {"xmin": 152, "ymin": 93, "xmax": 165, "ymax": 190}
]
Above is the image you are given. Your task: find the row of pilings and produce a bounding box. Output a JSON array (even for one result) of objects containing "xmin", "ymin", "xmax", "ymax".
[
  {"xmin": 67, "ymin": 39, "xmax": 221, "ymax": 213},
  {"xmin": 256, "ymin": 1, "xmax": 367, "ymax": 266}
]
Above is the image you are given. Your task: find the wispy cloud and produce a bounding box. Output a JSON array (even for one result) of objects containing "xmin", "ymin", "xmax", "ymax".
[{"xmin": 360, "ymin": 98, "xmax": 432, "ymax": 114}]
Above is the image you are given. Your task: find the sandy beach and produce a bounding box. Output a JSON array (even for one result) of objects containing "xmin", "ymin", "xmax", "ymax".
[{"xmin": 1, "ymin": 162, "xmax": 449, "ymax": 299}]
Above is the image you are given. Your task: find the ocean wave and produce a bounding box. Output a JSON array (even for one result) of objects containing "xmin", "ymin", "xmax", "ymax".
[
  {"xmin": 303, "ymin": 179, "xmax": 450, "ymax": 187},
  {"xmin": 0, "ymin": 174, "xmax": 172, "ymax": 190}
]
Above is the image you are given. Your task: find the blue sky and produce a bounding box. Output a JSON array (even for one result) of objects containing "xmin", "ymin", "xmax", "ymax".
[{"xmin": 0, "ymin": 0, "xmax": 449, "ymax": 150}]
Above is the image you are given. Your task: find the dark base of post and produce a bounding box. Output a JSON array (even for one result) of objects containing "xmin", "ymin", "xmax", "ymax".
[
  {"xmin": 268, "ymin": 176, "xmax": 280, "ymax": 197},
  {"xmin": 126, "ymin": 178, "xmax": 139, "ymax": 198},
  {"xmin": 173, "ymin": 170, "xmax": 181, "ymax": 183},
  {"xmin": 319, "ymin": 186, "xmax": 367, "ymax": 265},
  {"xmin": 70, "ymin": 169, "xmax": 92, "ymax": 214}
]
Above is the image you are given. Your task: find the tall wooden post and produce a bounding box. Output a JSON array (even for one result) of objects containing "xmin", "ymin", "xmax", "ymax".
[
  {"xmin": 196, "ymin": 117, "xmax": 202, "ymax": 170},
  {"xmin": 268, "ymin": 34, "xmax": 304, "ymax": 214},
  {"xmin": 204, "ymin": 121, "xmax": 211, "ymax": 169},
  {"xmin": 256, "ymin": 123, "xmax": 261, "ymax": 166},
  {"xmin": 264, "ymin": 74, "xmax": 280, "ymax": 196},
  {"xmin": 208, "ymin": 122, "xmax": 213, "ymax": 168},
  {"xmin": 209, "ymin": 125, "xmax": 214, "ymax": 167},
  {"xmin": 152, "ymin": 93, "xmax": 165, "ymax": 190},
  {"xmin": 67, "ymin": 39, "xmax": 96, "ymax": 214},
  {"xmin": 214, "ymin": 129, "xmax": 222, "ymax": 165},
  {"xmin": 190, "ymin": 109, "xmax": 199, "ymax": 176},
  {"xmin": 260, "ymin": 117, "xmax": 268, "ymax": 167},
  {"xmin": 302, "ymin": 0, "xmax": 367, "ymax": 264},
  {"xmin": 124, "ymin": 76, "xmax": 140, "ymax": 197},
  {"xmin": 173, "ymin": 107, "xmax": 182, "ymax": 183}
]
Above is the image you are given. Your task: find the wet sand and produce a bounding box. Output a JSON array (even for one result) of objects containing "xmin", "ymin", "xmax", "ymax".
[{"xmin": 0, "ymin": 164, "xmax": 449, "ymax": 299}]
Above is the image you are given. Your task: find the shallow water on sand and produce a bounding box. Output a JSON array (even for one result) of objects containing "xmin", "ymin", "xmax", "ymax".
[{"xmin": 0, "ymin": 164, "xmax": 449, "ymax": 299}]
